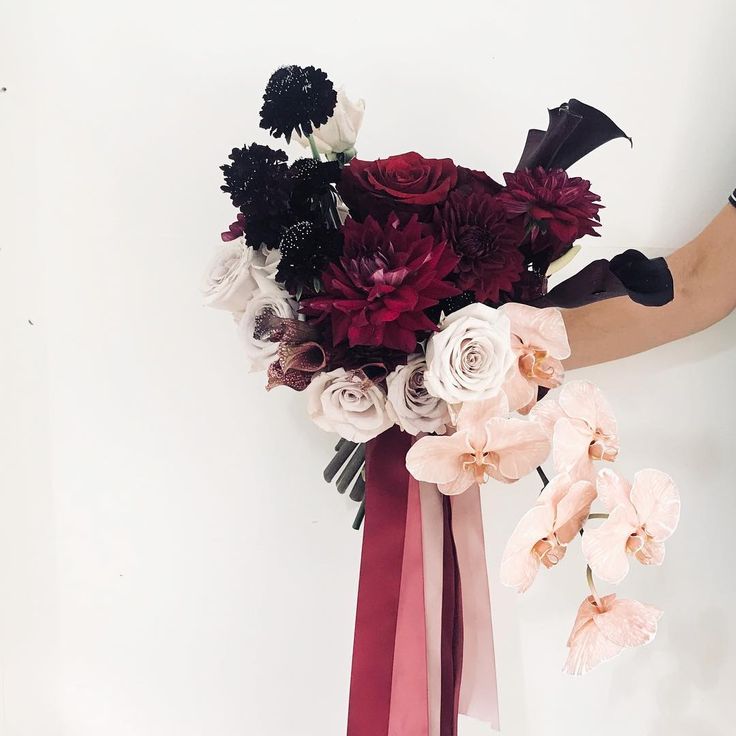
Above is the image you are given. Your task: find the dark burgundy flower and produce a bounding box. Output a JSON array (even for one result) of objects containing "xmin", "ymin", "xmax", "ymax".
[
  {"xmin": 454, "ymin": 166, "xmax": 503, "ymax": 196},
  {"xmin": 259, "ymin": 65, "xmax": 337, "ymax": 142},
  {"xmin": 498, "ymin": 167, "xmax": 602, "ymax": 251},
  {"xmin": 220, "ymin": 143, "xmax": 291, "ymax": 248},
  {"xmin": 435, "ymin": 192, "xmax": 525, "ymax": 303},
  {"xmin": 288, "ymin": 158, "xmax": 341, "ymax": 224},
  {"xmin": 220, "ymin": 213, "xmax": 246, "ymax": 242},
  {"xmin": 338, "ymin": 152, "xmax": 458, "ymax": 223},
  {"xmin": 276, "ymin": 221, "xmax": 343, "ymax": 296},
  {"xmin": 302, "ymin": 214, "xmax": 460, "ymax": 353}
]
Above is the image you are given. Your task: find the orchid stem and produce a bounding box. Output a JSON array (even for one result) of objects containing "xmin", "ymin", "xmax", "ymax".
[
  {"xmin": 536, "ymin": 466, "xmax": 549, "ymax": 490},
  {"xmin": 587, "ymin": 512, "xmax": 610, "ymax": 520},
  {"xmin": 307, "ymin": 134, "xmax": 321, "ymax": 161},
  {"xmin": 586, "ymin": 565, "xmax": 603, "ymax": 609}
]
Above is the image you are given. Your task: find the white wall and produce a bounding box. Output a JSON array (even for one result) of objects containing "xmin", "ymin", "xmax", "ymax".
[{"xmin": 2, "ymin": 1, "xmax": 735, "ymax": 734}]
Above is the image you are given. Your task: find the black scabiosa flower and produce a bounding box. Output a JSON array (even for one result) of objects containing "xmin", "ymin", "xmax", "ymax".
[
  {"xmin": 288, "ymin": 158, "xmax": 341, "ymax": 223},
  {"xmin": 259, "ymin": 65, "xmax": 338, "ymax": 142},
  {"xmin": 276, "ymin": 221, "xmax": 343, "ymax": 296},
  {"xmin": 220, "ymin": 143, "xmax": 291, "ymax": 248}
]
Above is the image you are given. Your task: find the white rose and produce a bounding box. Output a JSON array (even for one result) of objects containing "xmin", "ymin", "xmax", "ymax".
[
  {"xmin": 386, "ymin": 355, "xmax": 450, "ymax": 436},
  {"xmin": 201, "ymin": 241, "xmax": 282, "ymax": 311},
  {"xmin": 306, "ymin": 368, "xmax": 394, "ymax": 442},
  {"xmin": 424, "ymin": 303, "xmax": 515, "ymax": 404},
  {"xmin": 236, "ymin": 285, "xmax": 297, "ymax": 372},
  {"xmin": 295, "ymin": 88, "xmax": 365, "ymax": 156}
]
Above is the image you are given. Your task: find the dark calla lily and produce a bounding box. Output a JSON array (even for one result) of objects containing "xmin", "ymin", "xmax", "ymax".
[
  {"xmin": 531, "ymin": 249, "xmax": 674, "ymax": 309},
  {"xmin": 517, "ymin": 99, "xmax": 632, "ymax": 171}
]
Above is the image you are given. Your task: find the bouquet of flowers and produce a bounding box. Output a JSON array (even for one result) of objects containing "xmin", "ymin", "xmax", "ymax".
[{"xmin": 203, "ymin": 65, "xmax": 679, "ymax": 734}]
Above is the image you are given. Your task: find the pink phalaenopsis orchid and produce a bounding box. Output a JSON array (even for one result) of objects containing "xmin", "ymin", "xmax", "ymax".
[
  {"xmin": 563, "ymin": 594, "xmax": 662, "ymax": 675},
  {"xmin": 500, "ymin": 473, "xmax": 596, "ymax": 592},
  {"xmin": 499, "ymin": 303, "xmax": 571, "ymax": 414},
  {"xmin": 582, "ymin": 468, "xmax": 681, "ymax": 584},
  {"xmin": 531, "ymin": 380, "xmax": 619, "ymax": 481},
  {"xmin": 405, "ymin": 393, "xmax": 550, "ymax": 495}
]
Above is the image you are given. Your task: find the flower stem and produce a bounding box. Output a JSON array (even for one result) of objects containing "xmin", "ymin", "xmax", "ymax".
[
  {"xmin": 586, "ymin": 565, "xmax": 603, "ymax": 609},
  {"xmin": 536, "ymin": 466, "xmax": 549, "ymax": 490},
  {"xmin": 307, "ymin": 134, "xmax": 321, "ymax": 161},
  {"xmin": 587, "ymin": 512, "xmax": 610, "ymax": 520}
]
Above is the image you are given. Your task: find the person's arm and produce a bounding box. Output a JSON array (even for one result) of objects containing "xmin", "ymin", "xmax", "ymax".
[{"xmin": 563, "ymin": 203, "xmax": 736, "ymax": 369}]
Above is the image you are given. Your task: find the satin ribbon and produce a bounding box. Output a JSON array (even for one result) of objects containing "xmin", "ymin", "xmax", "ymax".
[
  {"xmin": 387, "ymin": 475, "xmax": 429, "ymax": 735},
  {"xmin": 347, "ymin": 427, "xmax": 412, "ymax": 736},
  {"xmin": 452, "ymin": 487, "xmax": 500, "ymax": 730},
  {"xmin": 348, "ymin": 434, "xmax": 499, "ymax": 736}
]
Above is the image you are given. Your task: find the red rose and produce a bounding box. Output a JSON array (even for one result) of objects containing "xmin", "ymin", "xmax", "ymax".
[{"xmin": 338, "ymin": 152, "xmax": 458, "ymax": 223}]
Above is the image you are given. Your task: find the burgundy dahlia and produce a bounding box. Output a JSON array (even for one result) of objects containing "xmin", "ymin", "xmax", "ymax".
[
  {"xmin": 498, "ymin": 167, "xmax": 602, "ymax": 252},
  {"xmin": 302, "ymin": 214, "xmax": 460, "ymax": 353},
  {"xmin": 436, "ymin": 192, "xmax": 525, "ymax": 303}
]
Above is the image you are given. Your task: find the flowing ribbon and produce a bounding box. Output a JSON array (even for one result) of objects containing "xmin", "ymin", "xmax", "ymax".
[
  {"xmin": 348, "ymin": 434, "xmax": 499, "ymax": 736},
  {"xmin": 452, "ymin": 487, "xmax": 500, "ymax": 730},
  {"xmin": 347, "ymin": 427, "xmax": 411, "ymax": 736}
]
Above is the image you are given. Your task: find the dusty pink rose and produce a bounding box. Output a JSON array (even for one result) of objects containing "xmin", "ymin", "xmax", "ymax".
[
  {"xmin": 499, "ymin": 303, "xmax": 570, "ymax": 414},
  {"xmin": 500, "ymin": 473, "xmax": 596, "ymax": 592},
  {"xmin": 405, "ymin": 392, "xmax": 550, "ymax": 495},
  {"xmin": 531, "ymin": 380, "xmax": 618, "ymax": 481},
  {"xmin": 564, "ymin": 594, "xmax": 662, "ymax": 675},
  {"xmin": 582, "ymin": 468, "xmax": 681, "ymax": 584}
]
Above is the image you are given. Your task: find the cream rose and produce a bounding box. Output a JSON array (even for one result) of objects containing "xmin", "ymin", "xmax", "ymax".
[
  {"xmin": 201, "ymin": 241, "xmax": 281, "ymax": 311},
  {"xmin": 237, "ymin": 286, "xmax": 297, "ymax": 372},
  {"xmin": 295, "ymin": 88, "xmax": 365, "ymax": 157},
  {"xmin": 424, "ymin": 303, "xmax": 515, "ymax": 404},
  {"xmin": 386, "ymin": 355, "xmax": 450, "ymax": 435},
  {"xmin": 306, "ymin": 368, "xmax": 393, "ymax": 442}
]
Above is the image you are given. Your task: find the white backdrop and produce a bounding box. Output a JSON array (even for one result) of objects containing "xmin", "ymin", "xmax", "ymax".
[{"xmin": 2, "ymin": 1, "xmax": 736, "ymax": 734}]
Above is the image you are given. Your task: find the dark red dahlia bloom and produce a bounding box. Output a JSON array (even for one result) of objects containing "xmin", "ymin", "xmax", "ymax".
[
  {"xmin": 435, "ymin": 192, "xmax": 525, "ymax": 303},
  {"xmin": 338, "ymin": 152, "xmax": 458, "ymax": 224},
  {"xmin": 498, "ymin": 167, "xmax": 602, "ymax": 250},
  {"xmin": 302, "ymin": 214, "xmax": 460, "ymax": 353}
]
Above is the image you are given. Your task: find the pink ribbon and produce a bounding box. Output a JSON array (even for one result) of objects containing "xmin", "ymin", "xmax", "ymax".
[
  {"xmin": 452, "ymin": 487, "xmax": 500, "ymax": 730},
  {"xmin": 387, "ymin": 476, "xmax": 429, "ymax": 735}
]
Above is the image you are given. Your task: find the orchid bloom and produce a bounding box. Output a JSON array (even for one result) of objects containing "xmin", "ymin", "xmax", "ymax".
[
  {"xmin": 500, "ymin": 473, "xmax": 596, "ymax": 592},
  {"xmin": 563, "ymin": 594, "xmax": 662, "ymax": 675},
  {"xmin": 405, "ymin": 392, "xmax": 550, "ymax": 495},
  {"xmin": 531, "ymin": 380, "xmax": 619, "ymax": 481},
  {"xmin": 499, "ymin": 303, "xmax": 571, "ymax": 414},
  {"xmin": 582, "ymin": 468, "xmax": 681, "ymax": 584}
]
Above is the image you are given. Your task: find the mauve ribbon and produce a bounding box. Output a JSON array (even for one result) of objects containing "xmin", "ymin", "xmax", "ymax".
[
  {"xmin": 387, "ymin": 475, "xmax": 429, "ymax": 735},
  {"xmin": 451, "ymin": 487, "xmax": 500, "ymax": 730},
  {"xmin": 347, "ymin": 427, "xmax": 412, "ymax": 736},
  {"xmin": 419, "ymin": 482, "xmax": 444, "ymax": 736}
]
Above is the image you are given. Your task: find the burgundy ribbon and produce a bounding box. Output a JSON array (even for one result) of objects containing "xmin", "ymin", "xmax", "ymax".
[
  {"xmin": 439, "ymin": 495, "xmax": 464, "ymax": 736},
  {"xmin": 347, "ymin": 427, "xmax": 412, "ymax": 736}
]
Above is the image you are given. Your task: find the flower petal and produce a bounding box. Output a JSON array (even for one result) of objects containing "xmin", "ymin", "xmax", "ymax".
[
  {"xmin": 552, "ymin": 417, "xmax": 593, "ymax": 478},
  {"xmin": 630, "ymin": 469, "xmax": 681, "ymax": 542},
  {"xmin": 554, "ymin": 479, "xmax": 597, "ymax": 544},
  {"xmin": 594, "ymin": 597, "xmax": 662, "ymax": 649},
  {"xmin": 487, "ymin": 418, "xmax": 551, "ymax": 481},
  {"xmin": 596, "ymin": 468, "xmax": 633, "ymax": 513},
  {"xmin": 581, "ymin": 506, "xmax": 637, "ymax": 584},
  {"xmin": 500, "ymin": 504, "xmax": 554, "ymax": 592},
  {"xmin": 499, "ymin": 303, "xmax": 571, "ymax": 359},
  {"xmin": 405, "ymin": 432, "xmax": 470, "ymax": 486}
]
